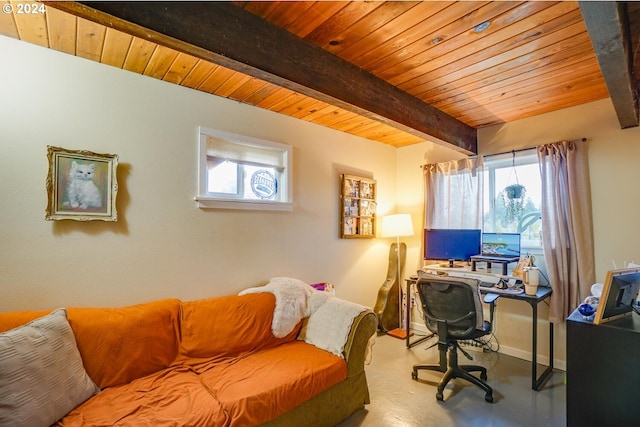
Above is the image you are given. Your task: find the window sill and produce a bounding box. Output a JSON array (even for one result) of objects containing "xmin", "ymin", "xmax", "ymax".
[
  {"xmin": 195, "ymin": 196, "xmax": 293, "ymax": 212},
  {"xmin": 521, "ymin": 246, "xmax": 544, "ymax": 256}
]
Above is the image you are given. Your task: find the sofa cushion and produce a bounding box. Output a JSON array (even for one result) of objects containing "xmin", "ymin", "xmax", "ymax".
[
  {"xmin": 0, "ymin": 309, "xmax": 99, "ymax": 427},
  {"xmin": 56, "ymin": 365, "xmax": 230, "ymax": 427},
  {"xmin": 0, "ymin": 309, "xmax": 52, "ymax": 332},
  {"xmin": 197, "ymin": 340, "xmax": 347, "ymax": 426},
  {"xmin": 177, "ymin": 293, "xmax": 301, "ymax": 362},
  {"xmin": 66, "ymin": 298, "xmax": 181, "ymax": 389}
]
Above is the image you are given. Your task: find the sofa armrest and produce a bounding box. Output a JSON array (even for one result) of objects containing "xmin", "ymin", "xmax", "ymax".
[{"xmin": 342, "ymin": 310, "xmax": 377, "ymax": 378}]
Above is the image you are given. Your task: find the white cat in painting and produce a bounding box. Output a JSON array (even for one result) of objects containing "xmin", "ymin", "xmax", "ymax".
[{"xmin": 65, "ymin": 161, "xmax": 102, "ymax": 209}]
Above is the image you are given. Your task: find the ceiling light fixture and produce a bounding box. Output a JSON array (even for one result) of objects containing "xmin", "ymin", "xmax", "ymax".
[{"xmin": 474, "ymin": 21, "xmax": 491, "ymax": 33}]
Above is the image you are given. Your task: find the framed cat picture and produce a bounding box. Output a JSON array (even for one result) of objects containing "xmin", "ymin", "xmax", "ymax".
[{"xmin": 45, "ymin": 146, "xmax": 119, "ymax": 221}]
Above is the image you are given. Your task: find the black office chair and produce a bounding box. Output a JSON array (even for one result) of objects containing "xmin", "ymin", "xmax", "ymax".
[{"xmin": 411, "ymin": 274, "xmax": 495, "ymax": 403}]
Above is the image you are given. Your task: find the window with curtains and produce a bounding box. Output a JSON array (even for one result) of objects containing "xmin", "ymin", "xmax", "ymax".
[
  {"xmin": 424, "ymin": 140, "xmax": 593, "ymax": 322},
  {"xmin": 482, "ymin": 150, "xmax": 542, "ymax": 250},
  {"xmin": 196, "ymin": 127, "xmax": 292, "ymax": 211}
]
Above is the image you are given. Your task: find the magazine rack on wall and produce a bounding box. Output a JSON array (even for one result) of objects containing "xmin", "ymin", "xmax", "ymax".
[{"xmin": 340, "ymin": 174, "xmax": 376, "ymax": 238}]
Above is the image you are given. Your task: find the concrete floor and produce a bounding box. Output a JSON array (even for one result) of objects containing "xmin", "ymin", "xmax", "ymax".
[{"xmin": 336, "ymin": 332, "xmax": 566, "ymax": 427}]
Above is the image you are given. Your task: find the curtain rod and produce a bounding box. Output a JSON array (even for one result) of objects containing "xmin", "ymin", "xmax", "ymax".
[
  {"xmin": 474, "ymin": 137, "xmax": 587, "ymax": 159},
  {"xmin": 420, "ymin": 137, "xmax": 587, "ymax": 168}
]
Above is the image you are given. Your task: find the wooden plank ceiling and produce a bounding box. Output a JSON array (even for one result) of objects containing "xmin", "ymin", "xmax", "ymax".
[{"xmin": 0, "ymin": 1, "xmax": 615, "ymax": 153}]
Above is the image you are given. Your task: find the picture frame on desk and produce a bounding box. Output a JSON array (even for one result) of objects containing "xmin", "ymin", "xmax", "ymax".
[{"xmin": 593, "ymin": 267, "xmax": 640, "ymax": 324}]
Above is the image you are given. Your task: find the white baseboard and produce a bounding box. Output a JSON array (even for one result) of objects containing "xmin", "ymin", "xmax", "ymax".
[
  {"xmin": 498, "ymin": 344, "xmax": 566, "ymax": 371},
  {"xmin": 410, "ymin": 322, "xmax": 566, "ymax": 371}
]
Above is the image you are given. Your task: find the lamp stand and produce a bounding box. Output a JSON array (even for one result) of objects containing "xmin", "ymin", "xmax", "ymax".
[{"xmin": 387, "ymin": 236, "xmax": 413, "ymax": 340}]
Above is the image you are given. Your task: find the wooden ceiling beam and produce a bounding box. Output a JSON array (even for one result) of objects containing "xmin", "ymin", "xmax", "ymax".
[
  {"xmin": 579, "ymin": 1, "xmax": 639, "ymax": 128},
  {"xmin": 47, "ymin": 1, "xmax": 476, "ymax": 153}
]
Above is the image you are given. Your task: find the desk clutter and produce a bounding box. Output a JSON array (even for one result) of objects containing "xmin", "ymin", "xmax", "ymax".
[
  {"xmin": 418, "ymin": 267, "xmax": 525, "ymax": 295},
  {"xmin": 575, "ymin": 265, "xmax": 640, "ymax": 324}
]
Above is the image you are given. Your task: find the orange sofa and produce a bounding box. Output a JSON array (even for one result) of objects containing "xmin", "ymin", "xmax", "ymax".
[{"xmin": 0, "ymin": 293, "xmax": 377, "ymax": 427}]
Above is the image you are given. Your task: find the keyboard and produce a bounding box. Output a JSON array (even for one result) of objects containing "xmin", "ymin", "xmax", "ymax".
[{"xmin": 479, "ymin": 283, "xmax": 524, "ymax": 295}]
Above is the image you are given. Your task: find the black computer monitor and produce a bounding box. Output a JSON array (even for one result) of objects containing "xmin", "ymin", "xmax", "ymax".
[
  {"xmin": 594, "ymin": 267, "xmax": 640, "ymax": 324},
  {"xmin": 424, "ymin": 229, "xmax": 481, "ymax": 267}
]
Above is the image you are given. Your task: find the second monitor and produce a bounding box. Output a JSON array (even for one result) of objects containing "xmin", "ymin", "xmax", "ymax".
[
  {"xmin": 470, "ymin": 232, "xmax": 522, "ymax": 275},
  {"xmin": 480, "ymin": 232, "xmax": 521, "ymax": 258}
]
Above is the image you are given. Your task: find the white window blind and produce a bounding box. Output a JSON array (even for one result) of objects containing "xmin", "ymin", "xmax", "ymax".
[{"xmin": 206, "ymin": 135, "xmax": 286, "ymax": 170}]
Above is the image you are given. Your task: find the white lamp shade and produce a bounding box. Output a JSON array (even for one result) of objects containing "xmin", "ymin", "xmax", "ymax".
[{"xmin": 381, "ymin": 214, "xmax": 414, "ymax": 238}]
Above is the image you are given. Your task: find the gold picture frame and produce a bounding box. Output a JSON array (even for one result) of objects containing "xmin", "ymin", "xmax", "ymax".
[{"xmin": 45, "ymin": 146, "xmax": 119, "ymax": 221}]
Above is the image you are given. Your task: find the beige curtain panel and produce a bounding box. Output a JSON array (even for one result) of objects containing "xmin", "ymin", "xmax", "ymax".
[{"xmin": 538, "ymin": 139, "xmax": 595, "ymax": 323}]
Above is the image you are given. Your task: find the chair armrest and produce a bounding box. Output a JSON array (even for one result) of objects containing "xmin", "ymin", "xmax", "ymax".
[
  {"xmin": 484, "ymin": 293, "xmax": 500, "ymax": 304},
  {"xmin": 484, "ymin": 293, "xmax": 499, "ymax": 325},
  {"xmin": 342, "ymin": 310, "xmax": 377, "ymax": 378}
]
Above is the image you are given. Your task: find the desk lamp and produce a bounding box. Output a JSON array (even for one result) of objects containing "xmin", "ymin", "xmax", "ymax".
[{"xmin": 381, "ymin": 214, "xmax": 414, "ymax": 339}]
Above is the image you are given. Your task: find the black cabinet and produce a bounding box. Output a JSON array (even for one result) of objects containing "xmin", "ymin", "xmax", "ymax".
[{"xmin": 566, "ymin": 310, "xmax": 640, "ymax": 427}]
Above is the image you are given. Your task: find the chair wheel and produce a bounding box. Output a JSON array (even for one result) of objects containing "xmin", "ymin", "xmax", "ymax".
[
  {"xmin": 436, "ymin": 392, "xmax": 444, "ymax": 401},
  {"xmin": 485, "ymin": 393, "xmax": 494, "ymax": 403},
  {"xmin": 411, "ymin": 370, "xmax": 418, "ymax": 380},
  {"xmin": 480, "ymin": 372, "xmax": 487, "ymax": 381}
]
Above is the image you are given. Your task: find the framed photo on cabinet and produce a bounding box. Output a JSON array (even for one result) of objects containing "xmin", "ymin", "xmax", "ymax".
[{"xmin": 340, "ymin": 174, "xmax": 376, "ymax": 238}]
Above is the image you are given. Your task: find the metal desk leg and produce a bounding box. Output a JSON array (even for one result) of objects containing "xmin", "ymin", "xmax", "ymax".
[
  {"xmin": 408, "ymin": 332, "xmax": 433, "ymax": 348},
  {"xmin": 530, "ymin": 300, "xmax": 554, "ymax": 390}
]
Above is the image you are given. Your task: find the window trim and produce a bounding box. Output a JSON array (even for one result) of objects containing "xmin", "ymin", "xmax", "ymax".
[{"xmin": 196, "ymin": 127, "xmax": 293, "ymax": 211}]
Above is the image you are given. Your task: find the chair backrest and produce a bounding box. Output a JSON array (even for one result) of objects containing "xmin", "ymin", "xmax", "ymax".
[{"xmin": 417, "ymin": 274, "xmax": 484, "ymax": 339}]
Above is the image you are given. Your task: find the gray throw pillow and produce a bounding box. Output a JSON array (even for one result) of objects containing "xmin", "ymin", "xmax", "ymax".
[{"xmin": 0, "ymin": 308, "xmax": 99, "ymax": 427}]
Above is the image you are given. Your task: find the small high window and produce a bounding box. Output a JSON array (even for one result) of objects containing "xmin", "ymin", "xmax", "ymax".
[{"xmin": 197, "ymin": 127, "xmax": 292, "ymax": 211}]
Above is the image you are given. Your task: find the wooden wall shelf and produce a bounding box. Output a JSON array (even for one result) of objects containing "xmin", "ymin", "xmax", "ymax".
[{"xmin": 340, "ymin": 174, "xmax": 376, "ymax": 238}]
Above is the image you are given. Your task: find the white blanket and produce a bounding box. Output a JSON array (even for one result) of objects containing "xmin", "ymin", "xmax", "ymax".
[
  {"xmin": 239, "ymin": 277, "xmax": 314, "ymax": 338},
  {"xmin": 299, "ymin": 293, "xmax": 367, "ymax": 357},
  {"xmin": 239, "ymin": 277, "xmax": 368, "ymax": 358}
]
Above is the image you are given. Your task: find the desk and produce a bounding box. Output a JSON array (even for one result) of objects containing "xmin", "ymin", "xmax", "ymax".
[{"xmin": 405, "ymin": 278, "xmax": 554, "ymax": 391}]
